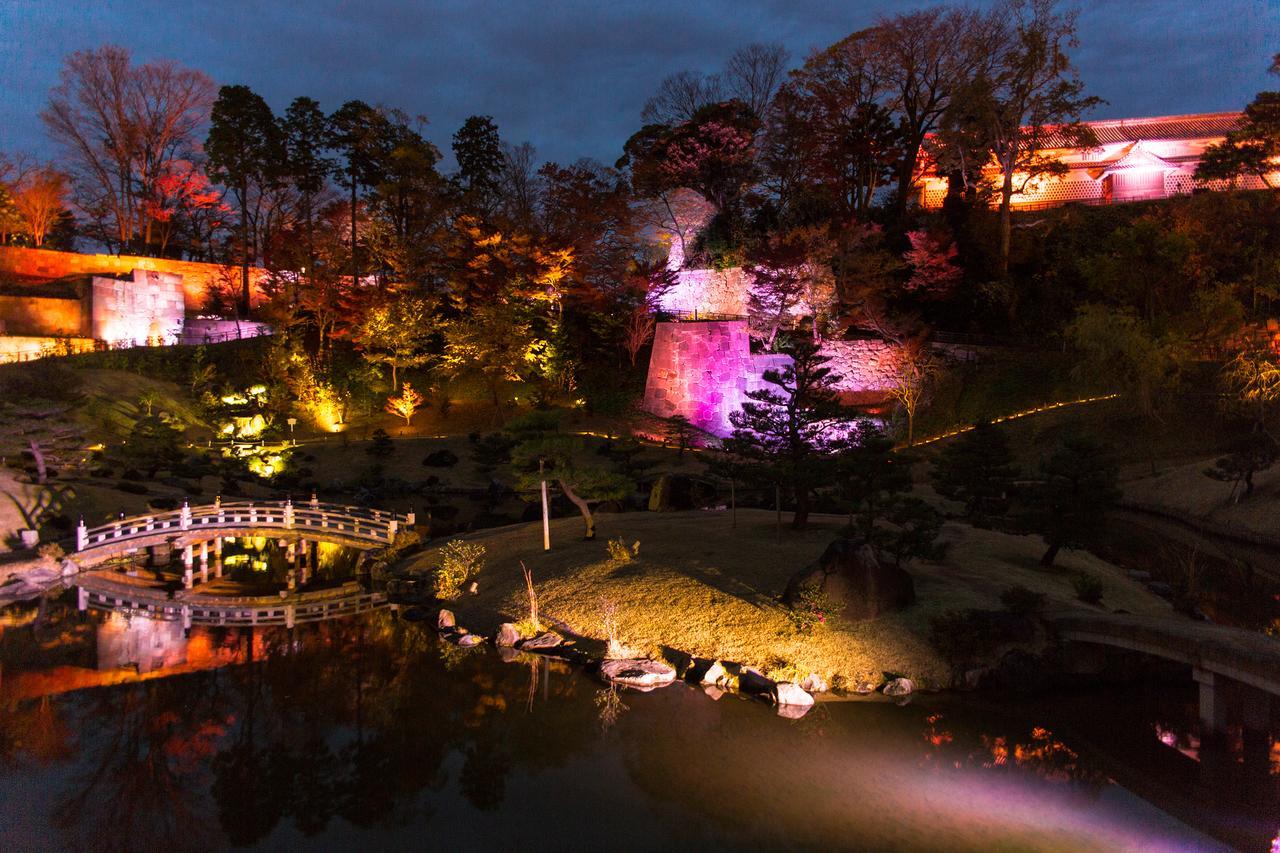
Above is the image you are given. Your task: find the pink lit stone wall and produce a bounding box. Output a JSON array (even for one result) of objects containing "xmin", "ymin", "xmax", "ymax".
[{"xmin": 643, "ymin": 320, "xmax": 897, "ymax": 436}]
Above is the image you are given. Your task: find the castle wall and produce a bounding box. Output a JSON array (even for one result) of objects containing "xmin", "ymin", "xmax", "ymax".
[
  {"xmin": 91, "ymin": 270, "xmax": 186, "ymax": 345},
  {"xmin": 0, "ymin": 294, "xmax": 88, "ymax": 336},
  {"xmin": 0, "ymin": 246, "xmax": 267, "ymax": 310},
  {"xmin": 643, "ymin": 320, "xmax": 897, "ymax": 436}
]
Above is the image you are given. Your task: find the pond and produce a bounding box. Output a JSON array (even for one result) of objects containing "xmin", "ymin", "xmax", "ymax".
[{"xmin": 0, "ymin": 596, "xmax": 1275, "ymax": 852}]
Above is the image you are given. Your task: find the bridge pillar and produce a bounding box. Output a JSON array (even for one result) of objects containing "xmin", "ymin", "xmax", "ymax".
[
  {"xmin": 181, "ymin": 605, "xmax": 191, "ymax": 632},
  {"xmin": 148, "ymin": 543, "xmax": 169, "ymax": 568},
  {"xmin": 183, "ymin": 544, "xmax": 193, "ymax": 571},
  {"xmin": 77, "ymin": 586, "xmax": 88, "ymax": 611},
  {"xmin": 285, "ymin": 605, "xmax": 295, "ymax": 629},
  {"xmin": 183, "ymin": 565, "xmax": 193, "ymax": 589},
  {"xmin": 214, "ymin": 537, "xmax": 223, "ymax": 578},
  {"xmin": 1193, "ymin": 667, "xmax": 1229, "ymax": 737},
  {"xmin": 287, "ymin": 567, "xmax": 296, "ymax": 591},
  {"xmin": 284, "ymin": 498, "xmax": 295, "ymax": 529},
  {"xmin": 180, "ymin": 500, "xmax": 191, "ymax": 530},
  {"xmin": 76, "ymin": 518, "xmax": 87, "ymax": 551}
]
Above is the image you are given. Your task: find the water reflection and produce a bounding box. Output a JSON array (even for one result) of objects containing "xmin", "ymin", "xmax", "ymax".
[{"xmin": 0, "ymin": 595, "xmax": 1270, "ymax": 851}]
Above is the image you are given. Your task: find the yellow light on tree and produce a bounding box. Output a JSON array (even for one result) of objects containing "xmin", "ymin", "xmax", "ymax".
[{"xmin": 385, "ymin": 381, "xmax": 425, "ymax": 426}]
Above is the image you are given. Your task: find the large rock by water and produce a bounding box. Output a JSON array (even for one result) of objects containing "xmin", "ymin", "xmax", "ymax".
[
  {"xmin": 436, "ymin": 609, "xmax": 456, "ymax": 630},
  {"xmin": 783, "ymin": 539, "xmax": 915, "ymax": 620},
  {"xmin": 600, "ymin": 658, "xmax": 677, "ymax": 689},
  {"xmin": 518, "ymin": 632, "xmax": 563, "ymax": 651},
  {"xmin": 772, "ymin": 682, "xmax": 815, "ymax": 707},
  {"xmin": 495, "ymin": 623, "xmax": 521, "ymax": 647}
]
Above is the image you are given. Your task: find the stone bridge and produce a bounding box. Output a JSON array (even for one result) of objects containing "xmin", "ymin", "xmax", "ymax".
[{"xmin": 1051, "ymin": 610, "xmax": 1279, "ymax": 736}]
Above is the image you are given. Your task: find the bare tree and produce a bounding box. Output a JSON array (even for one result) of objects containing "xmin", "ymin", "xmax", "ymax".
[
  {"xmin": 41, "ymin": 45, "xmax": 214, "ymax": 254},
  {"xmin": 641, "ymin": 70, "xmax": 724, "ymax": 125},
  {"xmin": 887, "ymin": 338, "xmax": 941, "ymax": 447},
  {"xmin": 500, "ymin": 141, "xmax": 539, "ymax": 227},
  {"xmin": 723, "ymin": 43, "xmax": 790, "ymax": 120}
]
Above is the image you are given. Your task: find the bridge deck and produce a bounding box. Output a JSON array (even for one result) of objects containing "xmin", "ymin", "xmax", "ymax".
[{"xmin": 1050, "ymin": 610, "xmax": 1280, "ymax": 697}]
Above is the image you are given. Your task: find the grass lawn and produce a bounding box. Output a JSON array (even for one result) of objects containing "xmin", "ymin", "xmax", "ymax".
[{"xmin": 402, "ymin": 509, "xmax": 1170, "ymax": 690}]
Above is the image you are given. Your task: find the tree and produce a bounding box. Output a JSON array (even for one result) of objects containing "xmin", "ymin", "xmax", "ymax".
[
  {"xmin": 118, "ymin": 414, "xmax": 184, "ymax": 477},
  {"xmin": 931, "ymin": 421, "xmax": 1018, "ymax": 520},
  {"xmin": 452, "ymin": 115, "xmax": 504, "ymax": 218},
  {"xmin": 206, "ymin": 85, "xmax": 284, "ymax": 312},
  {"xmin": 280, "ymin": 96, "xmax": 336, "ymax": 275},
  {"xmin": 662, "ymin": 414, "xmax": 697, "ymax": 458},
  {"xmin": 1066, "ymin": 304, "xmax": 1184, "ymax": 425},
  {"xmin": 642, "ymin": 71, "xmax": 724, "ymax": 126},
  {"xmin": 746, "ymin": 225, "xmax": 836, "ymax": 349},
  {"xmin": 42, "ymin": 46, "xmax": 215, "ymax": 254},
  {"xmin": 329, "ymin": 100, "xmax": 391, "ymax": 292},
  {"xmin": 940, "ymin": 0, "xmax": 1100, "ymax": 276},
  {"xmin": 886, "ymin": 338, "xmax": 941, "ymax": 447},
  {"xmin": 352, "ymin": 294, "xmax": 440, "ymax": 390},
  {"xmin": 12, "ymin": 166, "xmax": 68, "ymax": 247},
  {"xmin": 837, "ymin": 420, "xmax": 913, "ymax": 543},
  {"xmin": 384, "ymin": 381, "xmax": 425, "ymax": 426},
  {"xmin": 1196, "ymin": 57, "xmax": 1279, "ymax": 189},
  {"xmin": 1027, "ymin": 435, "xmax": 1119, "ymax": 567},
  {"xmin": 443, "ymin": 300, "xmax": 538, "ymax": 423},
  {"xmin": 720, "ymin": 339, "xmax": 851, "ymax": 529},
  {"xmin": 509, "ymin": 416, "xmax": 632, "ymax": 540},
  {"xmin": 1204, "ymin": 429, "xmax": 1277, "ymax": 503},
  {"xmin": 722, "ymin": 43, "xmax": 790, "ymax": 120},
  {"xmin": 903, "ymin": 229, "xmax": 963, "ymax": 297}
]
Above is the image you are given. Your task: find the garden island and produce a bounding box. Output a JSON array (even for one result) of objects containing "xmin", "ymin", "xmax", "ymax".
[{"xmin": 0, "ymin": 2, "xmax": 1277, "ymax": 850}]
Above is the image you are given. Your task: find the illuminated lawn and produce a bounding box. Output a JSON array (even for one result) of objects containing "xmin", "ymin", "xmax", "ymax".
[{"xmin": 404, "ymin": 509, "xmax": 1171, "ymax": 690}]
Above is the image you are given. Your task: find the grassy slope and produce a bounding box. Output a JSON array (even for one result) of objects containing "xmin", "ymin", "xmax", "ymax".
[
  {"xmin": 1123, "ymin": 455, "xmax": 1280, "ymax": 542},
  {"xmin": 405, "ymin": 509, "xmax": 1170, "ymax": 689}
]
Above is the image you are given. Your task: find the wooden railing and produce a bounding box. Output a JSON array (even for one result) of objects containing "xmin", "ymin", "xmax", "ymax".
[{"xmin": 76, "ymin": 499, "xmax": 412, "ymax": 555}]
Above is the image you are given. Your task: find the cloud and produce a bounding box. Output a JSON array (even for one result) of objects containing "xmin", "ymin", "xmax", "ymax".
[{"xmin": 0, "ymin": 0, "xmax": 1275, "ymax": 169}]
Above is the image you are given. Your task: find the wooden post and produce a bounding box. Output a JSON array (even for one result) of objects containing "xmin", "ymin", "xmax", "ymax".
[{"xmin": 540, "ymin": 459, "xmax": 551, "ymax": 551}]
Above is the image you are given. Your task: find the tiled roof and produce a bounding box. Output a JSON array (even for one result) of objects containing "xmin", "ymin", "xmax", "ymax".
[{"xmin": 1041, "ymin": 112, "xmax": 1242, "ymax": 148}]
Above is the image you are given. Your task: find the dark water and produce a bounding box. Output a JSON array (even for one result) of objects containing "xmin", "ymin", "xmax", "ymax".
[{"xmin": 0, "ymin": 597, "xmax": 1275, "ymax": 852}]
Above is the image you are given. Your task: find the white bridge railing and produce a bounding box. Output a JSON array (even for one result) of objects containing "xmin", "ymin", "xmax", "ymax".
[{"xmin": 76, "ymin": 498, "xmax": 413, "ymax": 554}]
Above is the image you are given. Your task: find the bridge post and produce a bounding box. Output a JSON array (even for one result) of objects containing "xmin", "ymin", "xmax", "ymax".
[
  {"xmin": 286, "ymin": 605, "xmax": 295, "ymax": 629},
  {"xmin": 183, "ymin": 565, "xmax": 193, "ymax": 589},
  {"xmin": 181, "ymin": 605, "xmax": 191, "ymax": 632},
  {"xmin": 388, "ymin": 518, "xmax": 398, "ymax": 540},
  {"xmin": 284, "ymin": 498, "xmax": 295, "ymax": 529},
  {"xmin": 180, "ymin": 499, "xmax": 191, "ymax": 530},
  {"xmin": 214, "ymin": 537, "xmax": 223, "ymax": 578},
  {"xmin": 76, "ymin": 518, "xmax": 87, "ymax": 551},
  {"xmin": 77, "ymin": 586, "xmax": 88, "ymax": 611},
  {"xmin": 406, "ymin": 510, "xmax": 416, "ymax": 528},
  {"xmin": 1193, "ymin": 667, "xmax": 1229, "ymax": 737},
  {"xmin": 249, "ymin": 503, "xmax": 258, "ymax": 525},
  {"xmin": 216, "ymin": 495, "xmax": 225, "ymax": 525}
]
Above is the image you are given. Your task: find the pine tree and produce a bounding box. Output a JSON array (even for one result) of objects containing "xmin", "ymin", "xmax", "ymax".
[
  {"xmin": 931, "ymin": 421, "xmax": 1018, "ymax": 521},
  {"xmin": 1028, "ymin": 436, "xmax": 1119, "ymax": 567},
  {"xmin": 720, "ymin": 338, "xmax": 851, "ymax": 529}
]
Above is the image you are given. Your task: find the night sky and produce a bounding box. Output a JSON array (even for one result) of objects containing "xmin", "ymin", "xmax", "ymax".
[{"xmin": 1, "ymin": 0, "xmax": 1276, "ymax": 169}]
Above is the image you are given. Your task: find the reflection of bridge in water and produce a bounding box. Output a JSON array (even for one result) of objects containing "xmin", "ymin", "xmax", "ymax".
[{"xmin": 73, "ymin": 499, "xmax": 414, "ymax": 628}]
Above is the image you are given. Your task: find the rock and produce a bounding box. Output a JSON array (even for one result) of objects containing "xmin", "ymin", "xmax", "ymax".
[
  {"xmin": 436, "ymin": 609, "xmax": 455, "ymax": 630},
  {"xmin": 782, "ymin": 539, "xmax": 915, "ymax": 620},
  {"xmin": 853, "ymin": 681, "xmax": 877, "ymax": 695},
  {"xmin": 772, "ymin": 682, "xmax": 815, "ymax": 707},
  {"xmin": 468, "ymin": 581, "xmax": 478, "ymax": 594},
  {"xmin": 600, "ymin": 658, "xmax": 677, "ymax": 689},
  {"xmin": 454, "ymin": 633, "xmax": 483, "ymax": 647},
  {"xmin": 882, "ymin": 677, "xmax": 915, "ymax": 697},
  {"xmin": 1146, "ymin": 581, "xmax": 1175, "ymax": 599},
  {"xmin": 776, "ymin": 702, "xmax": 812, "ymax": 720},
  {"xmin": 495, "ymin": 623, "xmax": 521, "ymax": 647},
  {"xmin": 518, "ymin": 632, "xmax": 563, "ymax": 650},
  {"xmin": 700, "ymin": 660, "xmax": 734, "ymax": 688},
  {"xmin": 18, "ymin": 529, "xmax": 38, "ymax": 549},
  {"xmin": 648, "ymin": 475, "xmax": 672, "ymax": 512},
  {"xmin": 738, "ymin": 667, "xmax": 774, "ymax": 696},
  {"xmin": 1126, "ymin": 569, "xmax": 1152, "ymax": 582},
  {"xmin": 703, "ymin": 685, "xmax": 726, "ymax": 701},
  {"xmin": 799, "ymin": 673, "xmax": 829, "ymax": 694}
]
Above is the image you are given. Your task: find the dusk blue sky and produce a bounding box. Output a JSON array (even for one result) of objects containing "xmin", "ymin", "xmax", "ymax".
[{"xmin": 1, "ymin": 0, "xmax": 1277, "ymax": 170}]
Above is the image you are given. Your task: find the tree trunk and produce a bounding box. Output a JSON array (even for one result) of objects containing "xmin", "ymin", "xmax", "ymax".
[
  {"xmin": 998, "ymin": 169, "xmax": 1014, "ymax": 278},
  {"xmin": 791, "ymin": 488, "xmax": 810, "ymax": 530},
  {"xmin": 239, "ymin": 181, "xmax": 252, "ymax": 314},
  {"xmin": 559, "ymin": 480, "xmax": 595, "ymax": 539},
  {"xmin": 1040, "ymin": 540, "xmax": 1061, "ymax": 567}
]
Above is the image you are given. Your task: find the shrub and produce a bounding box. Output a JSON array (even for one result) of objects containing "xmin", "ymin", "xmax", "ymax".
[
  {"xmin": 116, "ymin": 481, "xmax": 149, "ymax": 494},
  {"xmin": 422, "ymin": 449, "xmax": 460, "ymax": 468},
  {"xmin": 1072, "ymin": 572, "xmax": 1104, "ymax": 604},
  {"xmin": 1000, "ymin": 585, "xmax": 1046, "ymax": 615},
  {"xmin": 606, "ymin": 537, "xmax": 640, "ymax": 563},
  {"xmin": 432, "ymin": 540, "xmax": 485, "ymax": 600},
  {"xmin": 928, "ymin": 609, "xmax": 1005, "ymax": 666},
  {"xmin": 37, "ymin": 542, "xmax": 65, "ymax": 562},
  {"xmin": 366, "ymin": 428, "xmax": 394, "ymax": 457},
  {"xmin": 786, "ymin": 585, "xmax": 844, "ymax": 634},
  {"xmin": 148, "ymin": 496, "xmax": 180, "ymax": 511}
]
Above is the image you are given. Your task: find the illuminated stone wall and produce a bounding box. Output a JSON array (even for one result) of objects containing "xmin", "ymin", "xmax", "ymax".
[
  {"xmin": 0, "ymin": 335, "xmax": 96, "ymax": 363},
  {"xmin": 0, "ymin": 246, "xmax": 267, "ymax": 309},
  {"xmin": 0, "ymin": 293, "xmax": 89, "ymax": 336},
  {"xmin": 643, "ymin": 320, "xmax": 897, "ymax": 436},
  {"xmin": 90, "ymin": 269, "xmax": 186, "ymax": 345}
]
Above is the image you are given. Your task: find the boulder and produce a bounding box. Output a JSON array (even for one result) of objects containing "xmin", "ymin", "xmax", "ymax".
[
  {"xmin": 495, "ymin": 623, "xmax": 521, "ymax": 647},
  {"xmin": 799, "ymin": 673, "xmax": 829, "ymax": 694},
  {"xmin": 600, "ymin": 658, "xmax": 677, "ymax": 689},
  {"xmin": 853, "ymin": 681, "xmax": 878, "ymax": 695},
  {"xmin": 703, "ymin": 685, "xmax": 726, "ymax": 701},
  {"xmin": 700, "ymin": 660, "xmax": 735, "ymax": 688},
  {"xmin": 882, "ymin": 677, "xmax": 915, "ymax": 697},
  {"xmin": 454, "ymin": 633, "xmax": 484, "ymax": 647},
  {"xmin": 782, "ymin": 539, "xmax": 915, "ymax": 621},
  {"xmin": 772, "ymin": 682, "xmax": 815, "ymax": 708},
  {"xmin": 436, "ymin": 609, "xmax": 456, "ymax": 630},
  {"xmin": 518, "ymin": 632, "xmax": 563, "ymax": 651}
]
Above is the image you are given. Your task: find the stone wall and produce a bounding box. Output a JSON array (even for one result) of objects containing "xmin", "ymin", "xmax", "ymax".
[
  {"xmin": 0, "ymin": 246, "xmax": 267, "ymax": 309},
  {"xmin": 90, "ymin": 270, "xmax": 186, "ymax": 345},
  {"xmin": 0, "ymin": 293, "xmax": 89, "ymax": 336},
  {"xmin": 643, "ymin": 320, "xmax": 897, "ymax": 436},
  {"xmin": 0, "ymin": 335, "xmax": 96, "ymax": 364}
]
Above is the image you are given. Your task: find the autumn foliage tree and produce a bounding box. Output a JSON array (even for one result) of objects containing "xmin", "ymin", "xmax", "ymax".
[
  {"xmin": 11, "ymin": 166, "xmax": 68, "ymax": 247},
  {"xmin": 385, "ymin": 381, "xmax": 425, "ymax": 426}
]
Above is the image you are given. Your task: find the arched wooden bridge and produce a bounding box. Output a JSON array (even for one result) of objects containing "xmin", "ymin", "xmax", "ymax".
[{"xmin": 74, "ymin": 499, "xmax": 412, "ymax": 566}]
